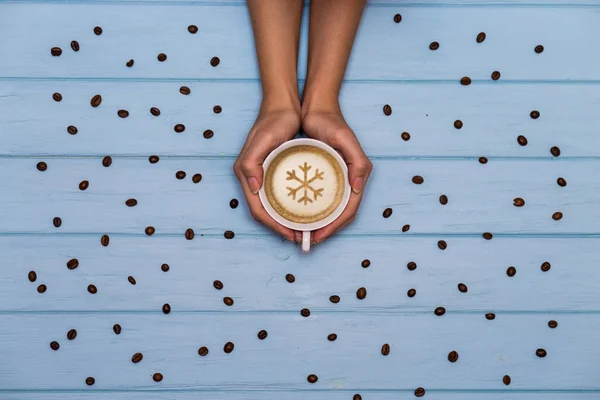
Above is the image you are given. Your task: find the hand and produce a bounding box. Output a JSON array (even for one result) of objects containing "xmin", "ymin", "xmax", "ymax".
[
  {"xmin": 233, "ymin": 108, "xmax": 302, "ymax": 243},
  {"xmin": 301, "ymin": 110, "xmax": 373, "ymax": 244}
]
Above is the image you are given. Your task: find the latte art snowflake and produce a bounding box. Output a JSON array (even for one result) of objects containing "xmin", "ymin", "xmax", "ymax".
[{"xmin": 286, "ymin": 162, "xmax": 325, "ymax": 205}]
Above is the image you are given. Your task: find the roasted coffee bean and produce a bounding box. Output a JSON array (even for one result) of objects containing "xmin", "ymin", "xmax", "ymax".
[
  {"xmin": 393, "ymin": 13, "xmax": 402, "ymax": 23},
  {"xmin": 412, "ymin": 175, "xmax": 424, "ymax": 184},
  {"xmin": 491, "ymin": 71, "xmax": 501, "ymax": 80},
  {"xmin": 382, "ymin": 207, "xmax": 393, "ymax": 218},
  {"xmin": 157, "ymin": 53, "xmax": 167, "ymax": 62},
  {"xmin": 429, "ymin": 41, "xmax": 439, "ymax": 50},
  {"xmin": 536, "ymin": 348, "xmax": 547, "ymax": 358},
  {"xmin": 457, "ymin": 283, "xmax": 468, "ymax": 293},
  {"xmin": 438, "ymin": 240, "xmax": 447, "ymax": 250},
  {"xmin": 174, "ymin": 124, "xmax": 185, "ymax": 133},
  {"xmin": 354, "ymin": 394, "xmax": 363, "ymax": 400},
  {"xmin": 149, "ymin": 155, "xmax": 159, "ymax": 163},
  {"xmin": 223, "ymin": 341, "xmax": 234, "ymax": 353},
  {"xmin": 145, "ymin": 226, "xmax": 155, "ymax": 236},
  {"xmin": 52, "ymin": 93, "xmax": 63, "ymax": 102},
  {"xmin": 557, "ymin": 177, "xmax": 567, "ymax": 187},
  {"xmin": 162, "ymin": 303, "xmax": 171, "ymax": 314},
  {"xmin": 530, "ymin": 110, "xmax": 540, "ymax": 119},
  {"xmin": 548, "ymin": 320, "xmax": 558, "ymax": 329},
  {"xmin": 79, "ymin": 180, "xmax": 89, "ymax": 191},
  {"xmin": 86, "ymin": 377, "xmax": 95, "ymax": 386},
  {"xmin": 550, "ymin": 146, "xmax": 561, "ymax": 157},
  {"xmin": 383, "ymin": 104, "xmax": 392, "ymax": 116},
  {"xmin": 327, "ymin": 333, "xmax": 337, "ymax": 341},
  {"xmin": 541, "ymin": 261, "xmax": 551, "ymax": 272},
  {"xmin": 361, "ymin": 259, "xmax": 371, "ymax": 268},
  {"xmin": 180, "ymin": 86, "xmax": 191, "ymax": 95},
  {"xmin": 152, "ymin": 373, "xmax": 163, "ymax": 382},
  {"xmin": 448, "ymin": 350, "xmax": 459, "ymax": 362},
  {"xmin": 407, "ymin": 261, "xmax": 417, "ymax": 271},
  {"xmin": 258, "ymin": 330, "xmax": 268, "ymax": 340},
  {"xmin": 381, "ymin": 343, "xmax": 390, "ymax": 356},
  {"xmin": 90, "ymin": 94, "xmax": 102, "ymax": 108},
  {"xmin": 102, "ymin": 156, "xmax": 112, "ymax": 167},
  {"xmin": 67, "ymin": 125, "xmax": 78, "ymax": 135},
  {"xmin": 507, "ymin": 266, "xmax": 517, "ymax": 277},
  {"xmin": 301, "ymin": 308, "xmax": 311, "ymax": 317},
  {"xmin": 438, "ymin": 194, "xmax": 449, "ymax": 205},
  {"xmin": 185, "ymin": 228, "xmax": 194, "ymax": 240},
  {"xmin": 513, "ymin": 197, "xmax": 525, "ymax": 207},
  {"xmin": 131, "ymin": 352, "xmax": 143, "ymax": 363},
  {"xmin": 213, "ymin": 105, "xmax": 222, "ymax": 114},
  {"xmin": 192, "ymin": 173, "xmax": 202, "ymax": 183},
  {"xmin": 67, "ymin": 258, "xmax": 79, "ymax": 270},
  {"xmin": 483, "ymin": 232, "xmax": 493, "ymax": 240},
  {"xmin": 117, "ymin": 109, "xmax": 129, "ymax": 118},
  {"xmin": 188, "ymin": 24, "xmax": 198, "ymax": 34},
  {"xmin": 210, "ymin": 56, "xmax": 220, "ymax": 67},
  {"xmin": 125, "ymin": 198, "xmax": 137, "ymax": 207},
  {"xmin": 101, "ymin": 234, "xmax": 109, "ymax": 247},
  {"xmin": 126, "ymin": 59, "xmax": 134, "ymax": 67},
  {"xmin": 407, "ymin": 288, "xmax": 416, "ymax": 297},
  {"xmin": 285, "ymin": 274, "xmax": 295, "ymax": 283},
  {"xmin": 198, "ymin": 346, "xmax": 209, "ymax": 356},
  {"xmin": 161, "ymin": 263, "xmax": 170, "ymax": 272},
  {"xmin": 150, "ymin": 107, "xmax": 160, "ymax": 116},
  {"xmin": 113, "ymin": 324, "xmax": 122, "ymax": 335},
  {"xmin": 552, "ymin": 211, "xmax": 563, "ymax": 221},
  {"xmin": 329, "ymin": 295, "xmax": 340, "ymax": 304},
  {"xmin": 88, "ymin": 284, "xmax": 97, "ymax": 294},
  {"xmin": 356, "ymin": 287, "xmax": 367, "ymax": 300},
  {"xmin": 402, "ymin": 224, "xmax": 410, "ymax": 232},
  {"xmin": 93, "ymin": 26, "xmax": 103, "ymax": 35},
  {"xmin": 50, "ymin": 341, "xmax": 60, "ymax": 350},
  {"xmin": 67, "ymin": 329, "xmax": 77, "ymax": 340},
  {"xmin": 479, "ymin": 157, "xmax": 488, "ymax": 164},
  {"xmin": 229, "ymin": 199, "xmax": 239, "ymax": 209},
  {"xmin": 517, "ymin": 135, "xmax": 528, "ymax": 146},
  {"xmin": 503, "ymin": 375, "xmax": 511, "ymax": 385},
  {"xmin": 203, "ymin": 129, "xmax": 214, "ymax": 139},
  {"xmin": 485, "ymin": 312, "xmax": 496, "ymax": 320},
  {"xmin": 307, "ymin": 374, "xmax": 318, "ymax": 383},
  {"xmin": 415, "ymin": 387, "xmax": 426, "ymax": 397},
  {"xmin": 460, "ymin": 76, "xmax": 471, "ymax": 86},
  {"xmin": 401, "ymin": 131, "xmax": 410, "ymax": 141},
  {"xmin": 224, "ymin": 230, "xmax": 235, "ymax": 239},
  {"xmin": 223, "ymin": 296, "xmax": 234, "ymax": 306},
  {"xmin": 51, "ymin": 47, "xmax": 62, "ymax": 56},
  {"xmin": 535, "ymin": 45, "xmax": 544, "ymax": 54},
  {"xmin": 128, "ymin": 276, "xmax": 136, "ymax": 285},
  {"xmin": 37, "ymin": 161, "xmax": 48, "ymax": 171},
  {"xmin": 70, "ymin": 40, "xmax": 80, "ymax": 52},
  {"xmin": 37, "ymin": 284, "xmax": 47, "ymax": 293},
  {"xmin": 53, "ymin": 217, "xmax": 62, "ymax": 227},
  {"xmin": 454, "ymin": 120, "xmax": 463, "ymax": 129},
  {"xmin": 213, "ymin": 280, "xmax": 224, "ymax": 290},
  {"xmin": 476, "ymin": 32, "xmax": 486, "ymax": 43},
  {"xmin": 28, "ymin": 271, "xmax": 37, "ymax": 282},
  {"xmin": 434, "ymin": 306, "xmax": 446, "ymax": 316}
]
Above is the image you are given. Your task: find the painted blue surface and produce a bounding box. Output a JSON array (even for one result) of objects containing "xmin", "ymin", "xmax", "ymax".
[{"xmin": 1, "ymin": 0, "xmax": 599, "ymax": 398}]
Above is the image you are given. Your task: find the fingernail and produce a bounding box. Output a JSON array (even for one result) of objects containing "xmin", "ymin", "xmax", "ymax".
[
  {"xmin": 247, "ymin": 177, "xmax": 260, "ymax": 194},
  {"xmin": 352, "ymin": 177, "xmax": 364, "ymax": 194}
]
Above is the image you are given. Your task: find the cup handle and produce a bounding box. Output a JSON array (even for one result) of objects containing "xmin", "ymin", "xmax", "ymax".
[{"xmin": 301, "ymin": 231, "xmax": 311, "ymax": 253}]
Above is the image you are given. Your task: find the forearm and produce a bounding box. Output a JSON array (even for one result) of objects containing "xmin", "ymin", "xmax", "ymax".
[{"xmin": 246, "ymin": 0, "xmax": 304, "ymax": 113}]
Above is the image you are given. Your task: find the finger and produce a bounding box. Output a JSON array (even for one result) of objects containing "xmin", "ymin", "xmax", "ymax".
[
  {"xmin": 312, "ymin": 192, "xmax": 363, "ymax": 244},
  {"xmin": 330, "ymin": 134, "xmax": 373, "ymax": 195},
  {"xmin": 238, "ymin": 134, "xmax": 280, "ymax": 194}
]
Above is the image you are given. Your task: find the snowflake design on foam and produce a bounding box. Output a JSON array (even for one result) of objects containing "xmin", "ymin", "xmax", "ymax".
[{"xmin": 286, "ymin": 162, "xmax": 325, "ymax": 205}]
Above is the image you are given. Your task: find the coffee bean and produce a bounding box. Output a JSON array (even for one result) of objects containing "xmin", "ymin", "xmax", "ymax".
[
  {"xmin": 180, "ymin": 86, "xmax": 191, "ymax": 95},
  {"xmin": 128, "ymin": 276, "xmax": 136, "ymax": 285},
  {"xmin": 86, "ymin": 377, "xmax": 95, "ymax": 386},
  {"xmin": 101, "ymin": 234, "xmax": 109, "ymax": 247},
  {"xmin": 381, "ymin": 343, "xmax": 390, "ymax": 356},
  {"xmin": 412, "ymin": 175, "xmax": 424, "ymax": 184},
  {"xmin": 102, "ymin": 156, "xmax": 112, "ymax": 167},
  {"xmin": 145, "ymin": 226, "xmax": 155, "ymax": 236},
  {"xmin": 354, "ymin": 394, "xmax": 362, "ymax": 400},
  {"xmin": 213, "ymin": 280, "xmax": 224, "ymax": 290},
  {"xmin": 185, "ymin": 228, "xmax": 194, "ymax": 240},
  {"xmin": 149, "ymin": 155, "xmax": 159, "ymax": 163},
  {"xmin": 203, "ymin": 129, "xmax": 214, "ymax": 139},
  {"xmin": 438, "ymin": 240, "xmax": 447, "ymax": 250},
  {"xmin": 327, "ymin": 333, "xmax": 337, "ymax": 341},
  {"xmin": 557, "ymin": 177, "xmax": 567, "ymax": 187},
  {"xmin": 37, "ymin": 284, "xmax": 47, "ymax": 293},
  {"xmin": 198, "ymin": 346, "xmax": 209, "ymax": 356},
  {"xmin": 187, "ymin": 24, "xmax": 199, "ymax": 33},
  {"xmin": 454, "ymin": 120, "xmax": 463, "ymax": 129},
  {"xmin": 70, "ymin": 40, "xmax": 80, "ymax": 52},
  {"xmin": 503, "ymin": 375, "xmax": 511, "ymax": 385},
  {"xmin": 53, "ymin": 217, "xmax": 62, "ymax": 228},
  {"xmin": 301, "ymin": 308, "xmax": 310, "ymax": 317},
  {"xmin": 491, "ymin": 71, "xmax": 501, "ymax": 80},
  {"xmin": 67, "ymin": 125, "xmax": 78, "ymax": 135},
  {"xmin": 393, "ymin": 14, "xmax": 402, "ymax": 23},
  {"xmin": 157, "ymin": 53, "xmax": 167, "ymax": 62},
  {"xmin": 150, "ymin": 107, "xmax": 160, "ymax": 116},
  {"xmin": 513, "ymin": 197, "xmax": 525, "ymax": 207},
  {"xmin": 535, "ymin": 45, "xmax": 544, "ymax": 54},
  {"xmin": 230, "ymin": 199, "xmax": 239, "ymax": 209},
  {"xmin": 258, "ymin": 330, "xmax": 268, "ymax": 340},
  {"xmin": 479, "ymin": 157, "xmax": 488, "ymax": 164},
  {"xmin": 52, "ymin": 93, "xmax": 63, "ymax": 102},
  {"xmin": 51, "ymin": 47, "xmax": 62, "ymax": 56},
  {"xmin": 285, "ymin": 274, "xmax": 295, "ymax": 283},
  {"xmin": 407, "ymin": 261, "xmax": 417, "ymax": 271},
  {"xmin": 530, "ymin": 110, "xmax": 540, "ymax": 119},
  {"xmin": 162, "ymin": 303, "xmax": 171, "ymax": 314},
  {"xmin": 485, "ymin": 312, "xmax": 496, "ymax": 320},
  {"xmin": 223, "ymin": 296, "xmax": 234, "ymax": 306},
  {"xmin": 361, "ymin": 259, "xmax": 371, "ymax": 268},
  {"xmin": 28, "ymin": 271, "xmax": 37, "ymax": 282},
  {"xmin": 161, "ymin": 263, "xmax": 170, "ymax": 272},
  {"xmin": 460, "ymin": 76, "xmax": 471, "ymax": 86},
  {"xmin": 307, "ymin": 374, "xmax": 318, "ymax": 383},
  {"xmin": 131, "ymin": 352, "xmax": 143, "ymax": 363},
  {"xmin": 448, "ymin": 350, "xmax": 459, "ymax": 362},
  {"xmin": 536, "ymin": 348, "xmax": 547, "ymax": 358},
  {"xmin": 90, "ymin": 94, "xmax": 102, "ymax": 108},
  {"xmin": 223, "ymin": 341, "xmax": 234, "ymax": 353},
  {"xmin": 550, "ymin": 146, "xmax": 561, "ymax": 157},
  {"xmin": 153, "ymin": 373, "xmax": 163, "ymax": 382},
  {"xmin": 415, "ymin": 387, "xmax": 426, "ymax": 397},
  {"xmin": 79, "ymin": 180, "xmax": 89, "ymax": 191},
  {"xmin": 210, "ymin": 57, "xmax": 220, "ymax": 67},
  {"xmin": 407, "ymin": 288, "xmax": 416, "ymax": 297},
  {"xmin": 476, "ymin": 32, "xmax": 486, "ymax": 43},
  {"xmin": 67, "ymin": 258, "xmax": 79, "ymax": 270},
  {"xmin": 548, "ymin": 320, "xmax": 558, "ymax": 329},
  {"xmin": 506, "ymin": 266, "xmax": 516, "ymax": 277},
  {"xmin": 401, "ymin": 131, "xmax": 411, "ymax": 141},
  {"xmin": 224, "ymin": 230, "xmax": 235, "ymax": 239},
  {"xmin": 483, "ymin": 232, "xmax": 493, "ymax": 240},
  {"xmin": 382, "ymin": 208, "xmax": 393, "ymax": 218},
  {"xmin": 113, "ymin": 324, "xmax": 122, "ymax": 335},
  {"xmin": 50, "ymin": 341, "xmax": 59, "ymax": 350},
  {"xmin": 402, "ymin": 224, "xmax": 410, "ymax": 232},
  {"xmin": 356, "ymin": 287, "xmax": 367, "ymax": 300},
  {"xmin": 87, "ymin": 284, "xmax": 97, "ymax": 294},
  {"xmin": 67, "ymin": 329, "xmax": 77, "ymax": 340},
  {"xmin": 37, "ymin": 161, "xmax": 48, "ymax": 171},
  {"xmin": 457, "ymin": 283, "xmax": 468, "ymax": 293},
  {"xmin": 552, "ymin": 211, "xmax": 563, "ymax": 221},
  {"xmin": 329, "ymin": 295, "xmax": 340, "ymax": 304},
  {"xmin": 429, "ymin": 41, "xmax": 439, "ymax": 50},
  {"xmin": 213, "ymin": 105, "xmax": 222, "ymax": 114},
  {"xmin": 383, "ymin": 104, "xmax": 392, "ymax": 116},
  {"xmin": 434, "ymin": 307, "xmax": 446, "ymax": 316},
  {"xmin": 541, "ymin": 261, "xmax": 551, "ymax": 272},
  {"xmin": 126, "ymin": 59, "xmax": 134, "ymax": 67},
  {"xmin": 125, "ymin": 198, "xmax": 137, "ymax": 207},
  {"xmin": 93, "ymin": 26, "xmax": 103, "ymax": 35},
  {"xmin": 192, "ymin": 173, "xmax": 202, "ymax": 183},
  {"xmin": 174, "ymin": 124, "xmax": 185, "ymax": 133},
  {"xmin": 117, "ymin": 109, "xmax": 129, "ymax": 118}
]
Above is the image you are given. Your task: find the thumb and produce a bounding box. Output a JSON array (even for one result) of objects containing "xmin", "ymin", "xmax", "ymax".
[
  {"xmin": 240, "ymin": 136, "xmax": 279, "ymax": 195},
  {"xmin": 338, "ymin": 138, "xmax": 372, "ymax": 195}
]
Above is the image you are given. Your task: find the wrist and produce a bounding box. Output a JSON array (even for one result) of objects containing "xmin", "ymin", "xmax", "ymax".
[
  {"xmin": 301, "ymin": 87, "xmax": 342, "ymax": 119},
  {"xmin": 260, "ymin": 86, "xmax": 301, "ymax": 117}
]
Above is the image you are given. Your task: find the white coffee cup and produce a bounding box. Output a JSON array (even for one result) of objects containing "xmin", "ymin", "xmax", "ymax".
[{"xmin": 259, "ymin": 138, "xmax": 351, "ymax": 253}]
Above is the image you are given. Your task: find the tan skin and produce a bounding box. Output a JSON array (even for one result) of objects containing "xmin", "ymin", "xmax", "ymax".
[{"xmin": 234, "ymin": 0, "xmax": 372, "ymax": 245}]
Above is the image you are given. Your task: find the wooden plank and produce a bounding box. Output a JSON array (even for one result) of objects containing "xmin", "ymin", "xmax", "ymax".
[
  {"xmin": 0, "ymin": 158, "xmax": 594, "ymax": 235},
  {"xmin": 2, "ymin": 234, "xmax": 599, "ymax": 312},
  {"xmin": 0, "ymin": 313, "xmax": 597, "ymax": 390},
  {"xmin": 2, "ymin": 80, "xmax": 599, "ymax": 158},
  {"xmin": 5, "ymin": 0, "xmax": 600, "ymax": 5},
  {"xmin": 0, "ymin": 4, "xmax": 598, "ymax": 80}
]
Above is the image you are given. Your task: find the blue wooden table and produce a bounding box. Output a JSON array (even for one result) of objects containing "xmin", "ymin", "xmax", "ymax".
[{"xmin": 1, "ymin": 0, "xmax": 599, "ymax": 398}]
